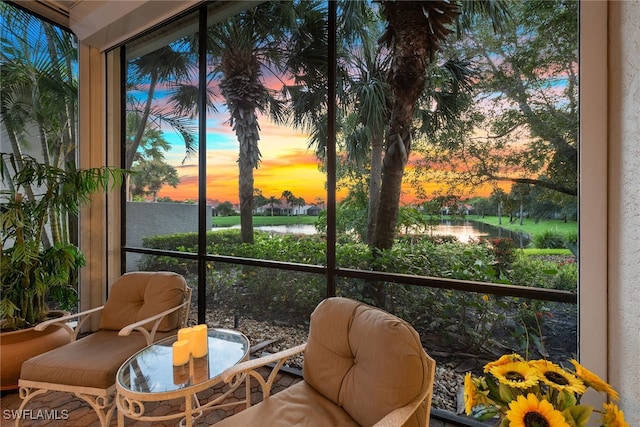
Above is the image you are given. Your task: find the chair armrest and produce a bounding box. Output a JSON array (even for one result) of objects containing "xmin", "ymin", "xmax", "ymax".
[
  {"xmin": 118, "ymin": 299, "xmax": 190, "ymax": 345},
  {"xmin": 34, "ymin": 306, "xmax": 105, "ymax": 342},
  {"xmin": 221, "ymin": 343, "xmax": 306, "ymax": 402},
  {"xmin": 372, "ymin": 389, "xmax": 433, "ymax": 427}
]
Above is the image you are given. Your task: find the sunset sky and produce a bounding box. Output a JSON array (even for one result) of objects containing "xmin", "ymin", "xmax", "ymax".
[
  {"xmin": 155, "ymin": 113, "xmax": 334, "ymax": 205},
  {"xmin": 135, "ymin": 77, "xmax": 493, "ymax": 206},
  {"xmin": 153, "ymin": 113, "xmax": 495, "ymax": 206}
]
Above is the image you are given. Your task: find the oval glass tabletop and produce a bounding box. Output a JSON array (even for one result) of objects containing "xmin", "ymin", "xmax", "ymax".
[{"xmin": 117, "ymin": 328, "xmax": 249, "ymax": 394}]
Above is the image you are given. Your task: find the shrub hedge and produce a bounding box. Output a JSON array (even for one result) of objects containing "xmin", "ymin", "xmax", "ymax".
[{"xmin": 138, "ymin": 230, "xmax": 577, "ymax": 356}]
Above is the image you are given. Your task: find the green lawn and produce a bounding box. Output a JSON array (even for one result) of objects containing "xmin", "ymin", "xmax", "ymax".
[
  {"xmin": 523, "ymin": 248, "xmax": 573, "ymax": 256},
  {"xmin": 212, "ymin": 215, "xmax": 319, "ymax": 227},
  {"xmin": 468, "ymin": 215, "xmax": 577, "ymax": 237}
]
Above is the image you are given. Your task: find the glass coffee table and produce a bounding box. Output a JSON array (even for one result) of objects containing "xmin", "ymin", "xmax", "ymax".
[{"xmin": 115, "ymin": 328, "xmax": 250, "ymax": 427}]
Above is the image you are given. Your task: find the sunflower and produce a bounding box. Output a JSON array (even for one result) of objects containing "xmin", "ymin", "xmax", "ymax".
[
  {"xmin": 490, "ymin": 361, "xmax": 540, "ymax": 389},
  {"xmin": 569, "ymin": 359, "xmax": 620, "ymax": 400},
  {"xmin": 601, "ymin": 402, "xmax": 629, "ymax": 427},
  {"xmin": 484, "ymin": 353, "xmax": 525, "ymax": 373},
  {"xmin": 506, "ymin": 393, "xmax": 570, "ymax": 427},
  {"xmin": 530, "ymin": 360, "xmax": 586, "ymax": 394},
  {"xmin": 463, "ymin": 372, "xmax": 491, "ymax": 415}
]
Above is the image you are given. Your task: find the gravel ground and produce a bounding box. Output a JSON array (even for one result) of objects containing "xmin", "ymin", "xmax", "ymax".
[{"xmin": 190, "ymin": 308, "xmax": 464, "ymax": 413}]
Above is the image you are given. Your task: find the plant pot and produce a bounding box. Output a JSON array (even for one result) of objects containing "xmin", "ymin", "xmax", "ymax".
[{"xmin": 0, "ymin": 311, "xmax": 71, "ymax": 391}]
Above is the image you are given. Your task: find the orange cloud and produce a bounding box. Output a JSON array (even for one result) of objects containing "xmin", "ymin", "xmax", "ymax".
[
  {"xmin": 157, "ymin": 145, "xmax": 328, "ymax": 204},
  {"xmin": 156, "ymin": 112, "xmax": 500, "ymax": 205}
]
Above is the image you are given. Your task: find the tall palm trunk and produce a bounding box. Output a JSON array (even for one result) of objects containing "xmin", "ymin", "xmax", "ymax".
[
  {"xmin": 220, "ymin": 49, "xmax": 266, "ymax": 245},
  {"xmin": 373, "ymin": 1, "xmax": 459, "ymax": 251},
  {"xmin": 44, "ymin": 23, "xmax": 78, "ymax": 245},
  {"xmin": 371, "ymin": 1, "xmax": 459, "ymax": 307},
  {"xmin": 366, "ymin": 133, "xmax": 383, "ymax": 244},
  {"xmin": 236, "ymin": 110, "xmax": 261, "ymax": 244}
]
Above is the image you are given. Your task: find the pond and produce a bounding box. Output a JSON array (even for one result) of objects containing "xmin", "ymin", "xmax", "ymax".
[
  {"xmin": 434, "ymin": 219, "xmax": 531, "ymax": 247},
  {"xmin": 215, "ymin": 219, "xmax": 531, "ymax": 247}
]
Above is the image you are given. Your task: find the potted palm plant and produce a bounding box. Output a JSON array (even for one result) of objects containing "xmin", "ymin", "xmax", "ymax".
[{"xmin": 0, "ymin": 152, "xmax": 125, "ymax": 389}]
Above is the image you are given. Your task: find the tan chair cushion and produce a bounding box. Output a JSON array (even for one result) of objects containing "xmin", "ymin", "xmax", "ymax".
[
  {"xmin": 20, "ymin": 330, "xmax": 175, "ymax": 390},
  {"xmin": 214, "ymin": 381, "xmax": 360, "ymax": 427},
  {"xmin": 304, "ymin": 298, "xmax": 429, "ymax": 427},
  {"xmin": 98, "ymin": 271, "xmax": 186, "ymax": 332},
  {"xmin": 20, "ymin": 331, "xmax": 143, "ymax": 389}
]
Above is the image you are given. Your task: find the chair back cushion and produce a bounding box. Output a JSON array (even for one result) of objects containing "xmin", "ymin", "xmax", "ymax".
[
  {"xmin": 98, "ymin": 271, "xmax": 187, "ymax": 332},
  {"xmin": 303, "ymin": 297, "xmax": 431, "ymax": 426}
]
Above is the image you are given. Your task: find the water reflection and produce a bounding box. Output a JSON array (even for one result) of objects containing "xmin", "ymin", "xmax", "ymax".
[
  {"xmin": 214, "ymin": 224, "xmax": 316, "ymax": 235},
  {"xmin": 213, "ymin": 220, "xmax": 531, "ymax": 247},
  {"xmin": 427, "ymin": 220, "xmax": 485, "ymax": 243},
  {"xmin": 436, "ymin": 220, "xmax": 531, "ymax": 247}
]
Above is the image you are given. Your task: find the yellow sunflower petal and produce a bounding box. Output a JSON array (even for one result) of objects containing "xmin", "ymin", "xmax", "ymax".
[
  {"xmin": 464, "ymin": 372, "xmax": 475, "ymax": 415},
  {"xmin": 464, "ymin": 372, "xmax": 493, "ymax": 415},
  {"xmin": 484, "ymin": 353, "xmax": 525, "ymax": 373},
  {"xmin": 602, "ymin": 402, "xmax": 630, "ymax": 427},
  {"xmin": 570, "ymin": 359, "xmax": 620, "ymax": 400},
  {"xmin": 506, "ymin": 393, "xmax": 570, "ymax": 427},
  {"xmin": 531, "ymin": 360, "xmax": 586, "ymax": 394},
  {"xmin": 490, "ymin": 361, "xmax": 540, "ymax": 389}
]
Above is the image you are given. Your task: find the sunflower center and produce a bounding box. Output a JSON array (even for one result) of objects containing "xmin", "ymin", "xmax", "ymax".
[
  {"xmin": 505, "ymin": 371, "xmax": 525, "ymax": 382},
  {"xmin": 524, "ymin": 411, "xmax": 550, "ymax": 427},
  {"xmin": 544, "ymin": 371, "xmax": 569, "ymax": 385}
]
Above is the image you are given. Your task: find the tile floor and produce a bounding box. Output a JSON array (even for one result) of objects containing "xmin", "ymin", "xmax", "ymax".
[{"xmin": 0, "ymin": 367, "xmax": 298, "ymax": 427}]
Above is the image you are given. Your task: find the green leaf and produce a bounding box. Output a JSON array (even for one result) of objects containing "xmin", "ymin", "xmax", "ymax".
[
  {"xmin": 561, "ymin": 405, "xmax": 592, "ymax": 427},
  {"xmin": 471, "ymin": 405, "xmax": 500, "ymax": 421},
  {"xmin": 498, "ymin": 383, "xmax": 516, "ymax": 403},
  {"xmin": 556, "ymin": 389, "xmax": 577, "ymax": 410},
  {"xmin": 486, "ymin": 375, "xmax": 509, "ymax": 405}
]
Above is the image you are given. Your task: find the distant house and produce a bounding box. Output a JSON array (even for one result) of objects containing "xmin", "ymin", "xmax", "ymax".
[
  {"xmin": 256, "ymin": 203, "xmax": 284, "ymax": 216},
  {"xmin": 440, "ymin": 203, "xmax": 474, "ymax": 216},
  {"xmin": 306, "ymin": 205, "xmax": 322, "ymax": 216},
  {"xmin": 255, "ymin": 201, "xmax": 324, "ymax": 216}
]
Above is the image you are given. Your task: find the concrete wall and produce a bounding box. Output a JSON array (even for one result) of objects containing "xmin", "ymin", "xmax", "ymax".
[
  {"xmin": 126, "ymin": 201, "xmax": 210, "ymax": 269},
  {"xmin": 609, "ymin": 1, "xmax": 640, "ymax": 423}
]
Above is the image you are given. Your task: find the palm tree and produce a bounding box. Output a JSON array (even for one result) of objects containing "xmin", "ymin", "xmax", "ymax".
[
  {"xmin": 372, "ymin": 1, "xmax": 461, "ymax": 251},
  {"xmin": 281, "ymin": 190, "xmax": 297, "ymax": 216},
  {"xmin": 341, "ymin": 42, "xmax": 391, "ymax": 244},
  {"xmin": 297, "ymin": 2, "xmax": 475, "ymax": 246},
  {"xmin": 284, "ymin": 1, "xmax": 389, "ymax": 244},
  {"xmin": 1, "ymin": 4, "xmax": 79, "ymax": 247},
  {"xmin": 373, "ymin": 0, "xmax": 510, "ymax": 251},
  {"xmin": 126, "ymin": 45, "xmax": 198, "ymax": 171},
  {"xmin": 294, "ymin": 196, "xmax": 306, "ymax": 215},
  {"xmin": 207, "ymin": 1, "xmax": 326, "ymax": 244},
  {"xmin": 265, "ymin": 196, "xmax": 282, "ymax": 216}
]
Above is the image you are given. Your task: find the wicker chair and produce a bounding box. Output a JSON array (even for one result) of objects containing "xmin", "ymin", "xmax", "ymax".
[
  {"xmin": 216, "ymin": 297, "xmax": 436, "ymax": 427},
  {"xmin": 17, "ymin": 271, "xmax": 192, "ymax": 427}
]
